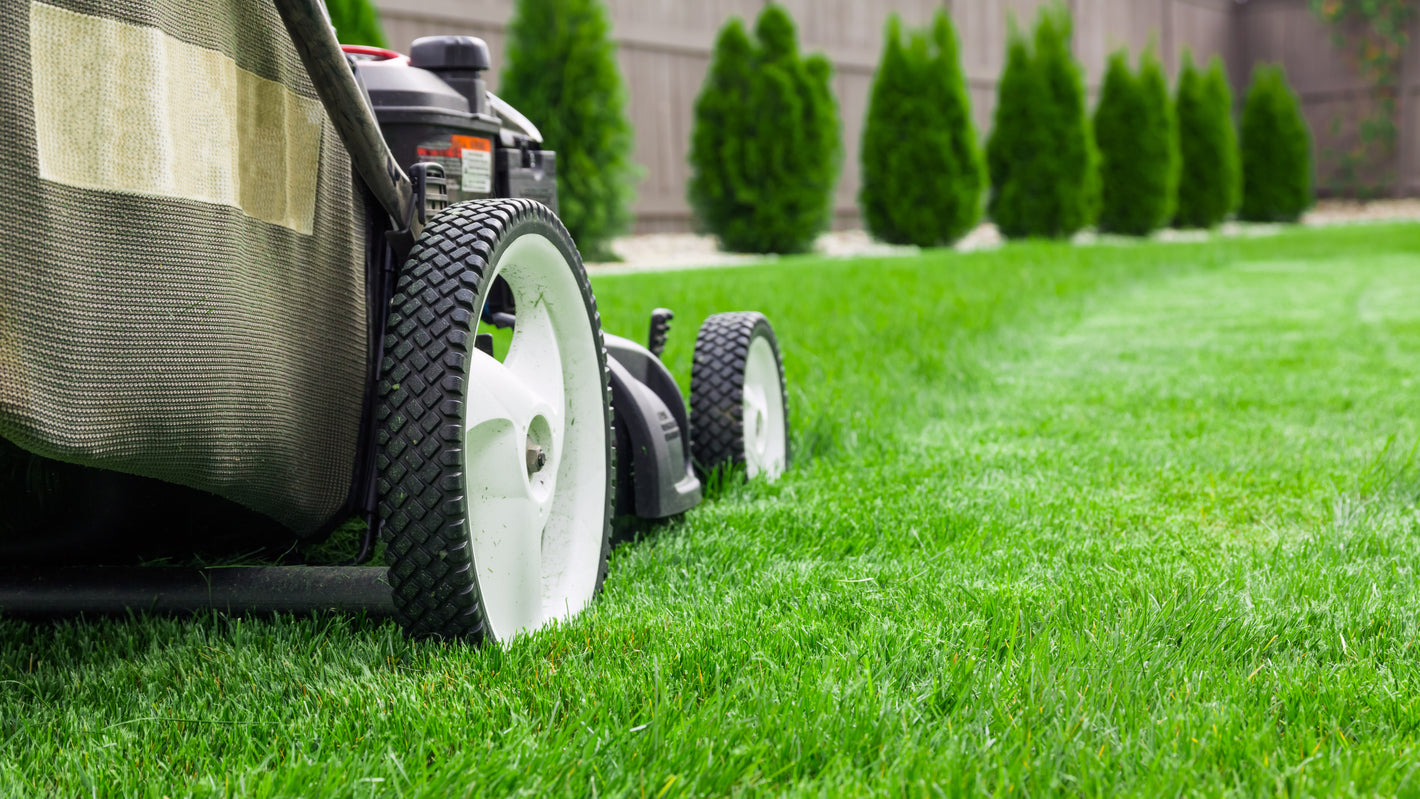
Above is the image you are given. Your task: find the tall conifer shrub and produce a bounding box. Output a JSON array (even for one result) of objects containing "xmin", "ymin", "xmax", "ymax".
[
  {"xmin": 987, "ymin": 28, "xmax": 1047, "ymax": 239},
  {"xmin": 501, "ymin": 0, "xmax": 638, "ymax": 259},
  {"xmin": 1240, "ymin": 64, "xmax": 1311, "ymax": 222},
  {"xmin": 1175, "ymin": 53, "xmax": 1240, "ymax": 228},
  {"xmin": 987, "ymin": 6, "xmax": 1095, "ymax": 239},
  {"xmin": 859, "ymin": 11, "xmax": 981, "ymax": 247},
  {"xmin": 1094, "ymin": 48, "xmax": 1177, "ymax": 236},
  {"xmin": 688, "ymin": 5, "xmax": 841, "ymax": 254},
  {"xmin": 860, "ymin": 17, "xmax": 933, "ymax": 245},
  {"xmin": 1206, "ymin": 61, "xmax": 1242, "ymax": 216},
  {"xmin": 930, "ymin": 11, "xmax": 984, "ymax": 241},
  {"xmin": 1140, "ymin": 50, "xmax": 1179, "ymax": 223}
]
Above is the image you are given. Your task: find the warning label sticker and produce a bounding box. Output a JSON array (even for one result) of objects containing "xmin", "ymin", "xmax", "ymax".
[
  {"xmin": 459, "ymin": 136, "xmax": 493, "ymax": 195},
  {"xmin": 415, "ymin": 135, "xmax": 494, "ymax": 199}
]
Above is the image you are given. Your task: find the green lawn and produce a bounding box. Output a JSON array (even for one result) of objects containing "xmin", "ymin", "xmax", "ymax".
[{"xmin": 5, "ymin": 224, "xmax": 1420, "ymax": 796}]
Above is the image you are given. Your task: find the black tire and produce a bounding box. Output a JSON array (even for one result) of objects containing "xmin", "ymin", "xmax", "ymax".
[
  {"xmin": 377, "ymin": 199, "xmax": 613, "ymax": 641},
  {"xmin": 690, "ymin": 312, "xmax": 790, "ymax": 480}
]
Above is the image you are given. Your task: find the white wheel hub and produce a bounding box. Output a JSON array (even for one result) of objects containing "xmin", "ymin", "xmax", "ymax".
[
  {"xmin": 742, "ymin": 335, "xmax": 787, "ymax": 480},
  {"xmin": 459, "ymin": 232, "xmax": 606, "ymax": 641}
]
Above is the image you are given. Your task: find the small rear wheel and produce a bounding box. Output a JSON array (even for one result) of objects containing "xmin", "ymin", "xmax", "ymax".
[
  {"xmin": 690, "ymin": 312, "xmax": 789, "ymax": 481},
  {"xmin": 377, "ymin": 199, "xmax": 612, "ymax": 642}
]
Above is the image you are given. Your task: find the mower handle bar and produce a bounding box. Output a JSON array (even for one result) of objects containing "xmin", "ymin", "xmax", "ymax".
[{"xmin": 272, "ymin": 0, "xmax": 418, "ymax": 238}]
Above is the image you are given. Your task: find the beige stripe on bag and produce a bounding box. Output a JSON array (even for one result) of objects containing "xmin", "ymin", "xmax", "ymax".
[{"xmin": 29, "ymin": 1, "xmax": 324, "ymax": 235}]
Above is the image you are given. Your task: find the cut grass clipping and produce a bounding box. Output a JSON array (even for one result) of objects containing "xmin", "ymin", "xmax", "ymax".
[{"xmin": 5, "ymin": 224, "xmax": 1420, "ymax": 795}]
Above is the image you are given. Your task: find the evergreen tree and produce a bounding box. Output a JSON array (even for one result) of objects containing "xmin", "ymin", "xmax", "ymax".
[
  {"xmin": 988, "ymin": 5, "xmax": 1095, "ymax": 239},
  {"xmin": 1206, "ymin": 58, "xmax": 1242, "ymax": 215},
  {"xmin": 1175, "ymin": 53, "xmax": 1240, "ymax": 228},
  {"xmin": 1239, "ymin": 64, "xmax": 1312, "ymax": 222},
  {"xmin": 1139, "ymin": 48, "xmax": 1179, "ymax": 223},
  {"xmin": 804, "ymin": 52, "xmax": 844, "ymax": 233},
  {"xmin": 987, "ymin": 26, "xmax": 1048, "ymax": 239},
  {"xmin": 1094, "ymin": 51, "xmax": 1144, "ymax": 233},
  {"xmin": 326, "ymin": 0, "xmax": 387, "ymax": 48},
  {"xmin": 688, "ymin": 20, "xmax": 756, "ymax": 248},
  {"xmin": 1034, "ymin": 6, "xmax": 1095, "ymax": 236},
  {"xmin": 926, "ymin": 10, "xmax": 984, "ymax": 243},
  {"xmin": 860, "ymin": 16, "xmax": 934, "ymax": 245},
  {"xmin": 501, "ymin": 0, "xmax": 638, "ymax": 259},
  {"xmin": 859, "ymin": 13, "xmax": 980, "ymax": 247},
  {"xmin": 1094, "ymin": 48, "xmax": 1176, "ymax": 236},
  {"xmin": 687, "ymin": 4, "xmax": 841, "ymax": 254}
]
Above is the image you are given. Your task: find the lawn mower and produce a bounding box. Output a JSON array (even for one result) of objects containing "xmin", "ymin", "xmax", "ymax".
[{"xmin": 0, "ymin": 0, "xmax": 789, "ymax": 642}]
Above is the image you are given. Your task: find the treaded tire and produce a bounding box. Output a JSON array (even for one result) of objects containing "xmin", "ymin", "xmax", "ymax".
[
  {"xmin": 690, "ymin": 312, "xmax": 790, "ymax": 480},
  {"xmin": 377, "ymin": 199, "xmax": 613, "ymax": 642}
]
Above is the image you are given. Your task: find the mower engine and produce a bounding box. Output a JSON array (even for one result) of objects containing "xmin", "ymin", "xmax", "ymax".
[{"xmin": 347, "ymin": 39, "xmax": 557, "ymax": 213}]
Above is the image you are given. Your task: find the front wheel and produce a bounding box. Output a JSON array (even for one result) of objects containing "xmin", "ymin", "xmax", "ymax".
[
  {"xmin": 377, "ymin": 199, "xmax": 613, "ymax": 642},
  {"xmin": 690, "ymin": 312, "xmax": 789, "ymax": 481}
]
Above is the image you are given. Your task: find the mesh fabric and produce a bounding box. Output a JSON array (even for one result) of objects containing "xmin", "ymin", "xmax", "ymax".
[{"xmin": 0, "ymin": 0, "xmax": 368, "ymax": 535}]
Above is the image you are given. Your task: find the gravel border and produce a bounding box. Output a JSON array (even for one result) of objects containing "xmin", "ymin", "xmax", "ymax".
[{"xmin": 586, "ymin": 199, "xmax": 1420, "ymax": 275}]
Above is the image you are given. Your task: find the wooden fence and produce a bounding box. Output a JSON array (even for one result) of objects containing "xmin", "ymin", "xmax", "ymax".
[
  {"xmin": 1236, "ymin": 0, "xmax": 1420, "ymax": 197},
  {"xmin": 372, "ymin": 0, "xmax": 1404, "ymax": 232}
]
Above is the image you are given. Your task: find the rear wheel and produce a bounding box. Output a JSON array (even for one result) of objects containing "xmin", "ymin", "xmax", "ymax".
[
  {"xmin": 377, "ymin": 199, "xmax": 612, "ymax": 642},
  {"xmin": 690, "ymin": 312, "xmax": 789, "ymax": 481}
]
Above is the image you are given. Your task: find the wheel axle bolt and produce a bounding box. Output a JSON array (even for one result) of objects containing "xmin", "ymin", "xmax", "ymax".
[{"xmin": 526, "ymin": 445, "xmax": 547, "ymax": 475}]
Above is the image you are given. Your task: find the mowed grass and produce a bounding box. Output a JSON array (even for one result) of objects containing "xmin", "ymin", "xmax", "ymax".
[{"xmin": 4, "ymin": 224, "xmax": 1420, "ymax": 796}]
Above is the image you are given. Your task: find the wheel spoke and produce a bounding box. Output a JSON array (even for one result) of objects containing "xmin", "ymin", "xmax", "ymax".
[
  {"xmin": 462, "ymin": 348, "xmax": 559, "ymax": 636},
  {"xmin": 465, "ymin": 348, "xmax": 553, "ymax": 435},
  {"xmin": 503, "ymin": 298, "xmax": 568, "ymax": 471},
  {"xmin": 461, "ymin": 486, "xmax": 544, "ymax": 635},
  {"xmin": 742, "ymin": 383, "xmax": 768, "ymax": 467}
]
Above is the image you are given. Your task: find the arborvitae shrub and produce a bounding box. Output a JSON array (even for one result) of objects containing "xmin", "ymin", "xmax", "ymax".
[
  {"xmin": 1239, "ymin": 64, "xmax": 1312, "ymax": 222},
  {"xmin": 1035, "ymin": 7, "xmax": 1096, "ymax": 235},
  {"xmin": 1140, "ymin": 51, "xmax": 1179, "ymax": 221},
  {"xmin": 1094, "ymin": 52, "xmax": 1145, "ymax": 233},
  {"xmin": 988, "ymin": 6, "xmax": 1095, "ymax": 239},
  {"xmin": 1094, "ymin": 49, "xmax": 1177, "ymax": 236},
  {"xmin": 688, "ymin": 20, "xmax": 754, "ymax": 247},
  {"xmin": 326, "ymin": 0, "xmax": 387, "ymax": 47},
  {"xmin": 860, "ymin": 17, "xmax": 932, "ymax": 245},
  {"xmin": 802, "ymin": 51, "xmax": 843, "ymax": 234},
  {"xmin": 987, "ymin": 28, "xmax": 1047, "ymax": 238},
  {"xmin": 1206, "ymin": 61, "xmax": 1242, "ymax": 215},
  {"xmin": 930, "ymin": 11, "xmax": 985, "ymax": 241},
  {"xmin": 688, "ymin": 4, "xmax": 841, "ymax": 254},
  {"xmin": 859, "ymin": 11, "xmax": 981, "ymax": 247},
  {"xmin": 501, "ymin": 0, "xmax": 637, "ymax": 259},
  {"xmin": 1175, "ymin": 53, "xmax": 1240, "ymax": 228}
]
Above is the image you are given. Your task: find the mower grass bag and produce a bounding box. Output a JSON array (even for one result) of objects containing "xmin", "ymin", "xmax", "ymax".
[{"xmin": 0, "ymin": 0, "xmax": 366, "ymax": 538}]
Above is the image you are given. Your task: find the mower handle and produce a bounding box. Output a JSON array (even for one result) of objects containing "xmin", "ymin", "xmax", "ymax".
[{"xmin": 272, "ymin": 0, "xmax": 418, "ymax": 238}]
